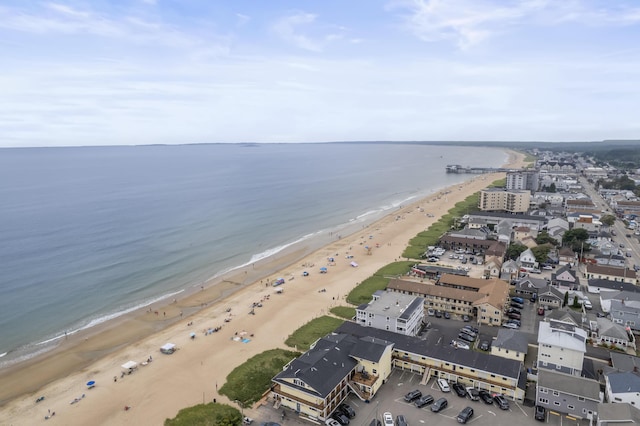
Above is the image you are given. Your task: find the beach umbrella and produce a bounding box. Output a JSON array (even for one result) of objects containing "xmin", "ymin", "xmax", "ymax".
[
  {"xmin": 320, "ymin": 267, "xmax": 327, "ymax": 273},
  {"xmin": 86, "ymin": 381, "xmax": 96, "ymax": 389},
  {"xmin": 190, "ymin": 332, "xmax": 196, "ymax": 339}
]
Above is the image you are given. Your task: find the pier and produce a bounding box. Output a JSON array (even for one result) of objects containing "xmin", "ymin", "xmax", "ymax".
[{"xmin": 445, "ymin": 164, "xmax": 514, "ymax": 174}]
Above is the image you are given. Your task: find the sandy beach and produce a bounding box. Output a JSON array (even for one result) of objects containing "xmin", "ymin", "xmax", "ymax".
[{"xmin": 0, "ymin": 150, "xmax": 525, "ymax": 425}]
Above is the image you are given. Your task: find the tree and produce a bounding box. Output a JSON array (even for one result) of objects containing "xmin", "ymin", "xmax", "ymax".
[
  {"xmin": 563, "ymin": 292, "xmax": 569, "ymax": 307},
  {"xmin": 562, "ymin": 228, "xmax": 590, "ymax": 253},
  {"xmin": 572, "ymin": 295, "xmax": 581, "ymax": 308},
  {"xmin": 601, "ymin": 214, "xmax": 616, "ymax": 227},
  {"xmin": 506, "ymin": 243, "xmax": 527, "ymax": 260},
  {"xmin": 532, "ymin": 245, "xmax": 552, "ymax": 264},
  {"xmin": 535, "ymin": 231, "xmax": 558, "ymax": 246}
]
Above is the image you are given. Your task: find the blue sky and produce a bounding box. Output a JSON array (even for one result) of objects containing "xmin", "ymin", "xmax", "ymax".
[{"xmin": 1, "ymin": 0, "xmax": 640, "ymax": 147}]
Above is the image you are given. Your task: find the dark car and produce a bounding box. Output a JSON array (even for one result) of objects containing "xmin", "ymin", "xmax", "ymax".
[
  {"xmin": 435, "ymin": 310, "xmax": 442, "ymax": 318},
  {"xmin": 458, "ymin": 332, "xmax": 475, "ymax": 343},
  {"xmin": 404, "ymin": 389, "xmax": 422, "ymax": 402},
  {"xmin": 459, "ymin": 328, "xmax": 476, "ymax": 338},
  {"xmin": 339, "ymin": 403, "xmax": 356, "ymax": 419},
  {"xmin": 443, "ymin": 311, "xmax": 451, "ymax": 319},
  {"xmin": 493, "ymin": 394, "xmax": 510, "ymax": 410},
  {"xmin": 535, "ymin": 405, "xmax": 546, "ymax": 421},
  {"xmin": 333, "ymin": 412, "xmax": 350, "ymax": 425},
  {"xmin": 507, "ymin": 308, "xmax": 521, "ymax": 314},
  {"xmin": 415, "ymin": 394, "xmax": 434, "ymax": 408},
  {"xmin": 479, "ymin": 340, "xmax": 490, "ymax": 351},
  {"xmin": 452, "ymin": 383, "xmax": 467, "ymax": 398},
  {"xmin": 466, "ymin": 387, "xmax": 480, "ymax": 401},
  {"xmin": 511, "ymin": 302, "xmax": 524, "ymax": 310},
  {"xmin": 395, "ymin": 415, "xmax": 408, "ymax": 426},
  {"xmin": 260, "ymin": 423, "xmax": 281, "ymax": 426},
  {"xmin": 369, "ymin": 420, "xmax": 382, "ymax": 426},
  {"xmin": 478, "ymin": 390, "xmax": 493, "ymax": 405},
  {"xmin": 457, "ymin": 407, "xmax": 474, "ymax": 424},
  {"xmin": 463, "ymin": 325, "xmax": 479, "ymax": 334},
  {"xmin": 431, "ymin": 398, "xmax": 448, "ymax": 412},
  {"xmin": 508, "ymin": 312, "xmax": 521, "ymax": 320}
]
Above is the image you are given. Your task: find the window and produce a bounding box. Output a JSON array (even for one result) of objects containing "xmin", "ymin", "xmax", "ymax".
[
  {"xmin": 567, "ymin": 405, "xmax": 574, "ymax": 410},
  {"xmin": 539, "ymin": 388, "xmax": 548, "ymax": 394},
  {"xmin": 553, "ymin": 391, "xmax": 559, "ymax": 396},
  {"xmin": 614, "ymin": 398, "xmax": 622, "ymax": 402},
  {"xmin": 578, "ymin": 397, "xmax": 584, "ymax": 401},
  {"xmin": 554, "ymin": 401, "xmax": 560, "ymax": 406},
  {"xmin": 294, "ymin": 379, "xmax": 304, "ymax": 387},
  {"xmin": 539, "ymin": 398, "xmax": 548, "ymax": 404},
  {"xmin": 372, "ymin": 369, "xmax": 377, "ymax": 374}
]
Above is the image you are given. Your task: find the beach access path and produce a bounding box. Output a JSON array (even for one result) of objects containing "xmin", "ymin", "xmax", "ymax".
[{"xmin": 0, "ymin": 151, "xmax": 525, "ymax": 425}]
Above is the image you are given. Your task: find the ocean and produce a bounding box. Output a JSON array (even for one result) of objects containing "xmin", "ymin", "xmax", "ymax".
[{"xmin": 0, "ymin": 142, "xmax": 506, "ymax": 366}]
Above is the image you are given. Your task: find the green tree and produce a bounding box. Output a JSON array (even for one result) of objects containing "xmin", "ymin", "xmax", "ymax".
[
  {"xmin": 535, "ymin": 231, "xmax": 558, "ymax": 246},
  {"xmin": 531, "ymin": 245, "xmax": 552, "ymax": 264},
  {"xmin": 562, "ymin": 228, "xmax": 590, "ymax": 252},
  {"xmin": 506, "ymin": 243, "xmax": 527, "ymax": 260},
  {"xmin": 572, "ymin": 295, "xmax": 581, "ymax": 308},
  {"xmin": 601, "ymin": 215, "xmax": 616, "ymax": 227},
  {"xmin": 563, "ymin": 292, "xmax": 569, "ymax": 307}
]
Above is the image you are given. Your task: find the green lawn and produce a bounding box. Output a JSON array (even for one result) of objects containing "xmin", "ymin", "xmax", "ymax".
[
  {"xmin": 284, "ymin": 316, "xmax": 344, "ymax": 351},
  {"xmin": 165, "ymin": 402, "xmax": 241, "ymax": 426},
  {"xmin": 330, "ymin": 306, "xmax": 356, "ymax": 320},
  {"xmin": 346, "ymin": 261, "xmax": 414, "ymax": 306}
]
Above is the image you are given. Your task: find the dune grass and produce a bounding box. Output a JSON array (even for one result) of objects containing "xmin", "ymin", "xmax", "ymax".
[{"xmin": 284, "ymin": 316, "xmax": 344, "ymax": 351}]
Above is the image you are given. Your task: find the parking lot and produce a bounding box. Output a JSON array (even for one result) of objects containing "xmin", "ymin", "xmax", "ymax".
[{"xmin": 253, "ymin": 369, "xmax": 590, "ymax": 426}]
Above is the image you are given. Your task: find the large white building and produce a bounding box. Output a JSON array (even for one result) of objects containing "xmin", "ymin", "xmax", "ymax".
[
  {"xmin": 355, "ymin": 291, "xmax": 424, "ymax": 336},
  {"xmin": 506, "ymin": 170, "xmax": 539, "ymax": 193},
  {"xmin": 537, "ymin": 320, "xmax": 587, "ymax": 376}
]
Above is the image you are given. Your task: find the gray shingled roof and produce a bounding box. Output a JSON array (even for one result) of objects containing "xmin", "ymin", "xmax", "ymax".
[
  {"xmin": 607, "ymin": 371, "xmax": 640, "ymax": 394},
  {"xmin": 336, "ymin": 321, "xmax": 522, "ymax": 380},
  {"xmin": 493, "ymin": 329, "xmax": 529, "ymax": 353},
  {"xmin": 537, "ymin": 370, "xmax": 600, "ymax": 400},
  {"xmin": 610, "ymin": 352, "xmax": 640, "ymax": 372},
  {"xmin": 597, "ymin": 402, "xmax": 640, "ymax": 425}
]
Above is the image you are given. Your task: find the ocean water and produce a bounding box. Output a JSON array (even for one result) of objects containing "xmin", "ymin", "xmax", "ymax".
[{"xmin": 0, "ymin": 143, "xmax": 505, "ymax": 366}]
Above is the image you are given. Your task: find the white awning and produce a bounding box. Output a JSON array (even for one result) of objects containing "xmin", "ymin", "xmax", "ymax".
[{"xmin": 121, "ymin": 361, "xmax": 138, "ymax": 370}]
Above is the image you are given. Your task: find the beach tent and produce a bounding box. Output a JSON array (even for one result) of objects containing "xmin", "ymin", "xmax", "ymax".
[
  {"xmin": 160, "ymin": 343, "xmax": 176, "ymax": 354},
  {"xmin": 121, "ymin": 361, "xmax": 138, "ymax": 371},
  {"xmin": 273, "ymin": 278, "xmax": 286, "ymax": 286},
  {"xmin": 319, "ymin": 267, "xmax": 328, "ymax": 273},
  {"xmin": 350, "ymin": 261, "xmax": 359, "ymax": 267}
]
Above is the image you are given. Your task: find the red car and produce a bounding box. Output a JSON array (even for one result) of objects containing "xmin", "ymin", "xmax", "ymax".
[{"xmin": 537, "ymin": 307, "xmax": 545, "ymax": 316}]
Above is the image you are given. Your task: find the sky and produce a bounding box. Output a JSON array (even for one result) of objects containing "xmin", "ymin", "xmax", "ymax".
[{"xmin": 1, "ymin": 0, "xmax": 640, "ymax": 147}]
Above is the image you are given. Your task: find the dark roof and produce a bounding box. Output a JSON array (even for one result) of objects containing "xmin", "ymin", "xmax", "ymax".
[
  {"xmin": 587, "ymin": 264, "xmax": 637, "ymax": 279},
  {"xmin": 607, "ymin": 371, "xmax": 640, "ymax": 394},
  {"xmin": 413, "ymin": 264, "xmax": 467, "ymax": 276},
  {"xmin": 588, "ymin": 279, "xmax": 640, "ymax": 293},
  {"xmin": 493, "ymin": 329, "xmax": 529, "ymax": 353},
  {"xmin": 466, "ymin": 211, "xmax": 548, "ymax": 222},
  {"xmin": 400, "ymin": 298, "xmax": 424, "ymax": 320},
  {"xmin": 610, "ymin": 352, "xmax": 640, "ymax": 372},
  {"xmin": 336, "ymin": 321, "xmax": 522, "ymax": 380},
  {"xmin": 537, "ymin": 370, "xmax": 600, "ymax": 400}
]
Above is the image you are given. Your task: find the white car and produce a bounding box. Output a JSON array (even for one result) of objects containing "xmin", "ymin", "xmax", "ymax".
[
  {"xmin": 383, "ymin": 412, "xmax": 394, "ymax": 426},
  {"xmin": 451, "ymin": 340, "xmax": 470, "ymax": 350},
  {"xmin": 325, "ymin": 419, "xmax": 341, "ymax": 426},
  {"xmin": 503, "ymin": 322, "xmax": 519, "ymax": 329}
]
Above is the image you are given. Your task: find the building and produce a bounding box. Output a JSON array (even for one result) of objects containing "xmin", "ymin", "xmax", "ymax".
[
  {"xmin": 587, "ymin": 279, "xmax": 640, "ymax": 295},
  {"xmin": 590, "ymin": 317, "xmax": 635, "ymax": 351},
  {"xmin": 478, "ymin": 188, "xmax": 531, "ymax": 214},
  {"xmin": 354, "ymin": 291, "xmax": 424, "ymax": 336},
  {"xmin": 605, "ymin": 371, "xmax": 640, "ymax": 405},
  {"xmin": 596, "ymin": 402, "xmax": 640, "ymax": 426},
  {"xmin": 536, "ymin": 370, "xmax": 601, "ymax": 420},
  {"xmin": 506, "ymin": 170, "xmax": 539, "ymax": 192},
  {"xmin": 491, "ymin": 329, "xmax": 529, "ymax": 362},
  {"xmin": 514, "ymin": 277, "xmax": 549, "ymax": 297},
  {"xmin": 552, "ymin": 265, "xmax": 580, "ymax": 290},
  {"xmin": 271, "ymin": 332, "xmax": 394, "ymax": 421},
  {"xmin": 586, "ymin": 264, "xmax": 638, "ymax": 285},
  {"xmin": 537, "ymin": 320, "xmax": 587, "ymax": 376},
  {"xmin": 538, "ymin": 285, "xmax": 564, "ymax": 309}
]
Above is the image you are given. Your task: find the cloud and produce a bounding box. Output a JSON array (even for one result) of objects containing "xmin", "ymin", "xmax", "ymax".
[
  {"xmin": 272, "ymin": 12, "xmax": 323, "ymax": 52},
  {"xmin": 236, "ymin": 13, "xmax": 250, "ymax": 26}
]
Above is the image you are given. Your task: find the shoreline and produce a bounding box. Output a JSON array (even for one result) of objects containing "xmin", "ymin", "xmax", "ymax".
[{"xmin": 0, "ymin": 150, "xmax": 525, "ymax": 424}]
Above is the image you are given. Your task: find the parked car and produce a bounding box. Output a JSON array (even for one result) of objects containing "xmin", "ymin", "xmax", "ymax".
[
  {"xmin": 443, "ymin": 311, "xmax": 451, "ymax": 319},
  {"xmin": 404, "ymin": 389, "xmax": 422, "ymax": 402},
  {"xmin": 511, "ymin": 302, "xmax": 524, "ymax": 310},
  {"xmin": 462, "ymin": 315, "xmax": 471, "ymax": 322},
  {"xmin": 395, "ymin": 415, "xmax": 408, "ymax": 426},
  {"xmin": 507, "ymin": 319, "xmax": 521, "ymax": 326},
  {"xmin": 369, "ymin": 420, "xmax": 381, "ymax": 426},
  {"xmin": 326, "ymin": 420, "xmax": 341, "ymax": 426},
  {"xmin": 493, "ymin": 394, "xmax": 510, "ymax": 410},
  {"xmin": 583, "ymin": 299, "xmax": 593, "ymax": 309},
  {"xmin": 458, "ymin": 332, "xmax": 476, "ymax": 342},
  {"xmin": 511, "ymin": 297, "xmax": 524, "ymax": 304},
  {"xmin": 537, "ymin": 307, "xmax": 545, "ymax": 316},
  {"xmin": 452, "ymin": 340, "xmax": 470, "ymax": 350},
  {"xmin": 503, "ymin": 322, "xmax": 519, "ymax": 329},
  {"xmin": 457, "ymin": 407, "xmax": 474, "ymax": 424},
  {"xmin": 427, "ymin": 308, "xmax": 435, "ymax": 316},
  {"xmin": 383, "ymin": 412, "xmax": 394, "ymax": 426},
  {"xmin": 507, "ymin": 312, "xmax": 521, "ymax": 320},
  {"xmin": 434, "ymin": 310, "xmax": 442, "ymax": 318},
  {"xmin": 459, "ymin": 328, "xmax": 476, "ymax": 338},
  {"xmin": 431, "ymin": 398, "xmax": 448, "ymax": 412},
  {"xmin": 466, "ymin": 387, "xmax": 480, "ymax": 401},
  {"xmin": 479, "ymin": 340, "xmax": 490, "ymax": 351},
  {"xmin": 507, "ymin": 308, "xmax": 521, "ymax": 315},
  {"xmin": 478, "ymin": 390, "xmax": 493, "ymax": 405},
  {"xmin": 437, "ymin": 378, "xmax": 451, "ymax": 393},
  {"xmin": 463, "ymin": 325, "xmax": 479, "ymax": 334},
  {"xmin": 452, "ymin": 383, "xmax": 467, "ymax": 398},
  {"xmin": 339, "ymin": 404, "xmax": 356, "ymax": 419},
  {"xmin": 333, "ymin": 412, "xmax": 350, "ymax": 425},
  {"xmin": 414, "ymin": 394, "xmax": 434, "ymax": 408},
  {"xmin": 535, "ymin": 405, "xmax": 546, "ymax": 421}
]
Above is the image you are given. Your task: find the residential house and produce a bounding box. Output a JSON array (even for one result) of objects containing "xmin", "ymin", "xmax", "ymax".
[
  {"xmin": 558, "ymin": 247, "xmax": 576, "ymax": 266},
  {"xmin": 546, "ymin": 218, "xmax": 570, "ymax": 244},
  {"xmin": 570, "ymin": 214, "xmax": 603, "ymax": 233},
  {"xmin": 552, "ymin": 265, "xmax": 580, "ymax": 290},
  {"xmin": 538, "ymin": 285, "xmax": 564, "ymax": 309},
  {"xmin": 601, "ymin": 291, "xmax": 640, "ymax": 314},
  {"xmin": 587, "ymin": 279, "xmax": 640, "ymax": 295},
  {"xmin": 586, "ymin": 264, "xmax": 638, "ymax": 285},
  {"xmin": 515, "ymin": 277, "xmax": 549, "ymax": 298},
  {"xmin": 355, "ymin": 291, "xmax": 424, "ymax": 336},
  {"xmin": 609, "ymin": 299, "xmax": 640, "ymax": 333},
  {"xmin": 537, "ymin": 320, "xmax": 587, "ymax": 376},
  {"xmin": 491, "ymin": 329, "xmax": 529, "ymax": 362},
  {"xmin": 596, "ymin": 402, "xmax": 640, "ymax": 426},
  {"xmin": 483, "ymin": 258, "xmax": 502, "ymax": 279},
  {"xmin": 519, "ymin": 248, "xmax": 538, "ymax": 270},
  {"xmin": 595, "ymin": 254, "xmax": 627, "ymax": 268},
  {"xmin": 513, "ymin": 226, "xmax": 538, "ymax": 243},
  {"xmin": 605, "ymin": 371, "xmax": 640, "ymax": 405},
  {"xmin": 500, "ymin": 259, "xmax": 520, "ymax": 282},
  {"xmin": 536, "ymin": 370, "xmax": 601, "ymax": 420},
  {"xmin": 437, "ymin": 234, "xmax": 494, "ymax": 254},
  {"xmin": 590, "ymin": 317, "xmax": 634, "ymax": 351}
]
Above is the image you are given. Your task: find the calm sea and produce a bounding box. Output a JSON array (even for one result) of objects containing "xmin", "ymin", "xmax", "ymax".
[{"xmin": 0, "ymin": 143, "xmax": 505, "ymax": 366}]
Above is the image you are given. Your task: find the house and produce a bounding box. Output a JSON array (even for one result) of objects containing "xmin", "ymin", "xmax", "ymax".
[
  {"xmin": 552, "ymin": 265, "xmax": 580, "ymax": 290},
  {"xmin": 605, "ymin": 371, "xmax": 640, "ymax": 405},
  {"xmin": 586, "ymin": 264, "xmax": 638, "ymax": 285},
  {"xmin": 491, "ymin": 329, "xmax": 529, "ymax": 362},
  {"xmin": 537, "ymin": 320, "xmax": 587, "ymax": 376},
  {"xmin": 538, "ymin": 285, "xmax": 564, "ymax": 309},
  {"xmin": 515, "ymin": 277, "xmax": 549, "ymax": 297},
  {"xmin": 464, "ymin": 211, "xmax": 548, "ymax": 231},
  {"xmin": 483, "ymin": 258, "xmax": 502, "ymax": 279},
  {"xmin": 335, "ymin": 321, "xmax": 526, "ymax": 401},
  {"xmin": 500, "ymin": 259, "xmax": 520, "ymax": 282},
  {"xmin": 609, "ymin": 300, "xmax": 640, "ymax": 333},
  {"xmin": 596, "ymin": 402, "xmax": 640, "ymax": 426},
  {"xmin": 558, "ymin": 247, "xmax": 576, "ymax": 266},
  {"xmin": 355, "ymin": 291, "xmax": 424, "ymax": 336},
  {"xmin": 545, "ymin": 309, "xmax": 584, "ymax": 327},
  {"xmin": 587, "ymin": 279, "xmax": 640, "ymax": 295},
  {"xmin": 271, "ymin": 332, "xmax": 394, "ymax": 421},
  {"xmin": 601, "ymin": 291, "xmax": 640, "ymax": 314},
  {"xmin": 590, "ymin": 317, "xmax": 634, "ymax": 351},
  {"xmin": 519, "ymin": 248, "xmax": 538, "ymax": 270},
  {"xmin": 513, "ymin": 225, "xmax": 538, "ymax": 242},
  {"xmin": 595, "ymin": 254, "xmax": 627, "ymax": 268},
  {"xmin": 546, "ymin": 218, "xmax": 570, "ymax": 244},
  {"xmin": 437, "ymin": 234, "xmax": 494, "ymax": 254},
  {"xmin": 536, "ymin": 370, "xmax": 601, "ymax": 420}
]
